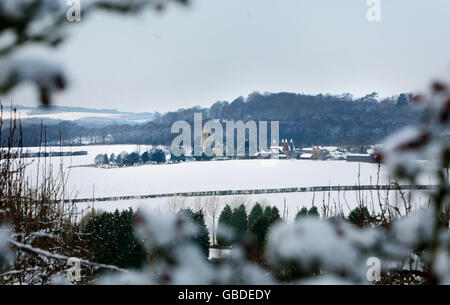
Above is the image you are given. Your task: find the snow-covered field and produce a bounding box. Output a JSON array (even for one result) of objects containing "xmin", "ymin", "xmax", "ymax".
[{"xmin": 20, "ymin": 144, "xmax": 434, "ymax": 220}]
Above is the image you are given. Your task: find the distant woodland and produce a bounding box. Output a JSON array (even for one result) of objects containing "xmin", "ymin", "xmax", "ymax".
[{"xmin": 3, "ymin": 92, "xmax": 421, "ymax": 147}]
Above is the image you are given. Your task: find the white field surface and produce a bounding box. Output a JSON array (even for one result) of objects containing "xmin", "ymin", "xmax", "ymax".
[{"xmin": 20, "ymin": 144, "xmax": 435, "ymax": 220}]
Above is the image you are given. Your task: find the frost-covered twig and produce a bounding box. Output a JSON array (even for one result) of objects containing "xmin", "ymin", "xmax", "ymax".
[{"xmin": 8, "ymin": 238, "xmax": 126, "ymax": 272}]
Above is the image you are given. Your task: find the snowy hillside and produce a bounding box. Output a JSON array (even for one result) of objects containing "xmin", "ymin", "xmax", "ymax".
[{"xmin": 2, "ymin": 105, "xmax": 156, "ymax": 127}]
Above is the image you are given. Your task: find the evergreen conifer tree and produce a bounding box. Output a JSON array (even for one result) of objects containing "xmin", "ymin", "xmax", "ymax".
[
  {"xmin": 248, "ymin": 203, "xmax": 264, "ymax": 228},
  {"xmin": 295, "ymin": 207, "xmax": 309, "ymax": 220},
  {"xmin": 308, "ymin": 206, "xmax": 319, "ymax": 217},
  {"xmin": 230, "ymin": 204, "xmax": 248, "ymax": 239},
  {"xmin": 82, "ymin": 209, "xmax": 147, "ymax": 269},
  {"xmin": 217, "ymin": 205, "xmax": 233, "ymax": 247},
  {"xmin": 348, "ymin": 207, "xmax": 372, "ymax": 227},
  {"xmin": 178, "ymin": 209, "xmax": 211, "ymax": 257}
]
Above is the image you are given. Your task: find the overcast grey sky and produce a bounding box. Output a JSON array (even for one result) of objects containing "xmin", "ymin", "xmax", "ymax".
[{"xmin": 8, "ymin": 0, "xmax": 450, "ymax": 112}]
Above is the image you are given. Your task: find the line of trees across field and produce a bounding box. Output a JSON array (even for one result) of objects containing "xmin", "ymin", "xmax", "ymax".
[
  {"xmin": 93, "ymin": 149, "xmax": 220, "ymax": 167},
  {"xmin": 94, "ymin": 149, "xmax": 179, "ymax": 167}
]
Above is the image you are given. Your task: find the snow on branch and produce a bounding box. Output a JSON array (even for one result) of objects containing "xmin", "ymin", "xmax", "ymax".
[
  {"xmin": 0, "ymin": 0, "xmax": 188, "ymax": 106},
  {"xmin": 8, "ymin": 238, "xmax": 126, "ymax": 273},
  {"xmin": 0, "ymin": 56, "xmax": 67, "ymax": 106}
]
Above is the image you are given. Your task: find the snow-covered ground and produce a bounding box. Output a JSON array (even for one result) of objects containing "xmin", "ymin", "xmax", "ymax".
[
  {"xmin": 20, "ymin": 144, "xmax": 435, "ymax": 220},
  {"xmin": 1, "ymin": 108, "xmax": 155, "ymax": 126}
]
